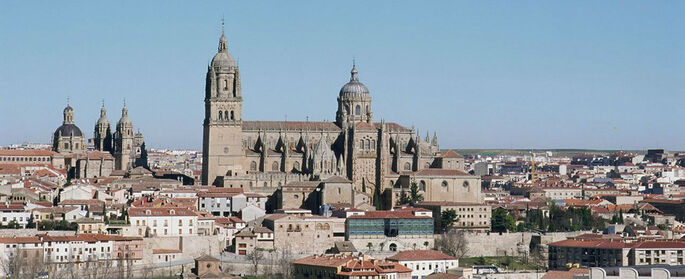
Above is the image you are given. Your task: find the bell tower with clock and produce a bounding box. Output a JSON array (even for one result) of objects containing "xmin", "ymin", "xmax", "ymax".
[{"xmin": 202, "ymin": 23, "xmax": 244, "ymax": 185}]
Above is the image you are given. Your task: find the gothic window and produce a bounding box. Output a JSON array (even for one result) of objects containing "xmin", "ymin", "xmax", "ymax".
[
  {"xmin": 365, "ymin": 139, "xmax": 370, "ymax": 150},
  {"xmin": 371, "ymin": 140, "xmax": 375, "ymax": 150},
  {"xmin": 355, "ymin": 105, "xmax": 361, "ymax": 115},
  {"xmin": 218, "ymin": 111, "xmax": 223, "ymax": 120},
  {"xmin": 230, "ymin": 111, "xmax": 235, "ymax": 120},
  {"xmin": 272, "ymin": 161, "xmax": 279, "ymax": 171},
  {"xmin": 404, "ymin": 162, "xmax": 411, "ymax": 171},
  {"xmin": 419, "ymin": 181, "xmax": 426, "ymax": 191},
  {"xmin": 250, "ymin": 161, "xmax": 257, "ymax": 171},
  {"xmin": 359, "ymin": 140, "xmax": 364, "ymax": 150}
]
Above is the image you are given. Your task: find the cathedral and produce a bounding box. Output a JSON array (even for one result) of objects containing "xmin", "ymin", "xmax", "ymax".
[
  {"xmin": 202, "ymin": 26, "xmax": 481, "ymax": 208},
  {"xmin": 52, "ymin": 101, "xmax": 147, "ymax": 178}
]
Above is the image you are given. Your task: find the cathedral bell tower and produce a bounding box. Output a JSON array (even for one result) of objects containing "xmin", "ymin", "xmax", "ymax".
[
  {"xmin": 202, "ymin": 23, "xmax": 244, "ymax": 186},
  {"xmin": 94, "ymin": 102, "xmax": 113, "ymax": 152},
  {"xmin": 114, "ymin": 103, "xmax": 134, "ymax": 170}
]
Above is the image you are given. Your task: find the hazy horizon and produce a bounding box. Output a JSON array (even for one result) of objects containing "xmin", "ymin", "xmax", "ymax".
[{"xmin": 1, "ymin": 1, "xmax": 683, "ymax": 150}]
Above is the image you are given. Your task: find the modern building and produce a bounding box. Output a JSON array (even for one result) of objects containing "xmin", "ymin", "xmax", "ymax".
[{"xmin": 346, "ymin": 207, "xmax": 434, "ymax": 252}]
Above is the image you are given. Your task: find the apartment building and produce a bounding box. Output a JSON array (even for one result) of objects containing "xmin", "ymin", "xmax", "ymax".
[
  {"xmin": 549, "ymin": 236, "xmax": 685, "ymax": 269},
  {"xmin": 416, "ymin": 201, "xmax": 491, "ymax": 232},
  {"xmin": 128, "ymin": 207, "xmax": 198, "ymax": 237}
]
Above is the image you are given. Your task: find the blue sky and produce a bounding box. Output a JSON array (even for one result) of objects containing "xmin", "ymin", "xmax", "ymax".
[{"xmin": 1, "ymin": 1, "xmax": 683, "ymax": 150}]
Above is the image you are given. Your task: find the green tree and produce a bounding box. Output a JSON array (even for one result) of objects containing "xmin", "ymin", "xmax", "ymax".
[
  {"xmin": 440, "ymin": 209, "xmax": 459, "ymax": 233},
  {"xmin": 491, "ymin": 208, "xmax": 515, "ymax": 233},
  {"xmin": 475, "ymin": 256, "xmax": 486, "ymax": 265},
  {"xmin": 408, "ymin": 181, "xmax": 424, "ymax": 205}
]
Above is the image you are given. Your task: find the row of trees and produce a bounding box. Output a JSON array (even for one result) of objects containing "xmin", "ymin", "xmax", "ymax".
[{"xmin": 491, "ymin": 204, "xmax": 606, "ymax": 233}]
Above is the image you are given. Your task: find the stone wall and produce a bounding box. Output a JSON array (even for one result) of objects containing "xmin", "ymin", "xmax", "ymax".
[
  {"xmin": 142, "ymin": 235, "xmax": 225, "ymax": 264},
  {"xmin": 463, "ymin": 231, "xmax": 590, "ymax": 257}
]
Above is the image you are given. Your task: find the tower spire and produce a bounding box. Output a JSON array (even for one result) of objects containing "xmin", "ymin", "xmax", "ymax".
[
  {"xmin": 350, "ymin": 60, "xmax": 358, "ymax": 81},
  {"xmin": 218, "ymin": 19, "xmax": 228, "ymax": 53}
]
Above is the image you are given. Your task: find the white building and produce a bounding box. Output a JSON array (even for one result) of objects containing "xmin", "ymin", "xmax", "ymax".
[
  {"xmin": 128, "ymin": 207, "xmax": 198, "ymax": 237},
  {"xmin": 386, "ymin": 250, "xmax": 459, "ymax": 279},
  {"xmin": 0, "ymin": 204, "xmax": 31, "ymax": 227}
]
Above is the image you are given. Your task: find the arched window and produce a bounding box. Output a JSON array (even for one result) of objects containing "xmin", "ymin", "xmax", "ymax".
[
  {"xmin": 250, "ymin": 161, "xmax": 257, "ymax": 171},
  {"xmin": 230, "ymin": 111, "xmax": 234, "ymax": 120},
  {"xmin": 272, "ymin": 161, "xmax": 279, "ymax": 171},
  {"xmin": 355, "ymin": 105, "xmax": 361, "ymax": 115},
  {"xmin": 442, "ymin": 181, "xmax": 449, "ymax": 191},
  {"xmin": 365, "ymin": 105, "xmax": 369, "ymax": 114},
  {"xmin": 389, "ymin": 243, "xmax": 397, "ymax": 251},
  {"xmin": 404, "ymin": 162, "xmax": 411, "ymax": 171},
  {"xmin": 371, "ymin": 140, "xmax": 375, "ymax": 150},
  {"xmin": 345, "ymin": 105, "xmax": 350, "ymax": 115},
  {"xmin": 359, "ymin": 140, "xmax": 364, "ymax": 150},
  {"xmin": 365, "ymin": 139, "xmax": 370, "ymax": 150},
  {"xmin": 263, "ymin": 182, "xmax": 268, "ymax": 187},
  {"xmin": 419, "ymin": 181, "xmax": 426, "ymax": 191},
  {"xmin": 218, "ymin": 111, "xmax": 223, "ymax": 120}
]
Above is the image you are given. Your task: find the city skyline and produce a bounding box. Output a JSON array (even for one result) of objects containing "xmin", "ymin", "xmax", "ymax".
[{"xmin": 1, "ymin": 1, "xmax": 684, "ymax": 150}]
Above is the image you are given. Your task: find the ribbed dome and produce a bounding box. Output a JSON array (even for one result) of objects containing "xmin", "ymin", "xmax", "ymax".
[
  {"xmin": 211, "ymin": 51, "xmax": 235, "ymax": 69},
  {"xmin": 63, "ymin": 105, "xmax": 73, "ymax": 113},
  {"xmin": 54, "ymin": 124, "xmax": 83, "ymax": 137},
  {"xmin": 339, "ymin": 65, "xmax": 369, "ymax": 96},
  {"xmin": 211, "ymin": 31, "xmax": 235, "ymax": 70},
  {"xmin": 97, "ymin": 106, "xmax": 109, "ymax": 125}
]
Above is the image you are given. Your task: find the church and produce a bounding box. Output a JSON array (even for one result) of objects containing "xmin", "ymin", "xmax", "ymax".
[
  {"xmin": 52, "ymin": 101, "xmax": 147, "ymax": 178},
  {"xmin": 201, "ymin": 26, "xmax": 481, "ymax": 209}
]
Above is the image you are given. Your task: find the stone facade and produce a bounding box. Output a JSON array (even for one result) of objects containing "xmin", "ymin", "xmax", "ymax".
[
  {"xmin": 201, "ymin": 27, "xmax": 478, "ymax": 209},
  {"xmin": 51, "ymin": 102, "xmax": 147, "ymax": 178}
]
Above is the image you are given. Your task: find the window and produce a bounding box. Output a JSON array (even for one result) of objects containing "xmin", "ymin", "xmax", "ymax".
[
  {"xmin": 463, "ymin": 181, "xmax": 470, "ymax": 188},
  {"xmin": 250, "ymin": 161, "xmax": 257, "ymax": 171},
  {"xmin": 359, "ymin": 140, "xmax": 364, "ymax": 150},
  {"xmin": 365, "ymin": 139, "xmax": 370, "ymax": 150},
  {"xmin": 218, "ymin": 111, "xmax": 223, "ymax": 120},
  {"xmin": 404, "ymin": 162, "xmax": 411, "ymax": 171},
  {"xmin": 230, "ymin": 111, "xmax": 234, "ymax": 120},
  {"xmin": 293, "ymin": 161, "xmax": 300, "ymax": 171},
  {"xmin": 355, "ymin": 105, "xmax": 361, "ymax": 115},
  {"xmin": 419, "ymin": 181, "xmax": 426, "ymax": 191},
  {"xmin": 442, "ymin": 181, "xmax": 448, "ymax": 191},
  {"xmin": 272, "ymin": 161, "xmax": 279, "ymax": 171}
]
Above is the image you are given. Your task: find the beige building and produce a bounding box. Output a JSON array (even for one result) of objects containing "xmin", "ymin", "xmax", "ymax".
[
  {"xmin": 416, "ymin": 201, "xmax": 491, "ymax": 232},
  {"xmin": 262, "ymin": 213, "xmax": 346, "ymax": 254},
  {"xmin": 201, "ymin": 26, "xmax": 479, "ymax": 210}
]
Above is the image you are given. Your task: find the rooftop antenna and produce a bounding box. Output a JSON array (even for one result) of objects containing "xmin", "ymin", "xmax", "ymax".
[
  {"xmin": 66, "ymin": 97, "xmax": 70, "ymax": 106},
  {"xmin": 221, "ymin": 15, "xmax": 225, "ymax": 33}
]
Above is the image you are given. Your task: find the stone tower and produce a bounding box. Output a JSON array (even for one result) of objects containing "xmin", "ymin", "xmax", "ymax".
[
  {"xmin": 336, "ymin": 63, "xmax": 373, "ymax": 127},
  {"xmin": 94, "ymin": 103, "xmax": 113, "ymax": 152},
  {"xmin": 52, "ymin": 101, "xmax": 86, "ymax": 154},
  {"xmin": 202, "ymin": 24, "xmax": 244, "ymax": 186},
  {"xmin": 114, "ymin": 103, "xmax": 134, "ymax": 170}
]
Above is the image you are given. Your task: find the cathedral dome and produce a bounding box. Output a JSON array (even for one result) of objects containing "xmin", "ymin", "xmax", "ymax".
[
  {"xmin": 211, "ymin": 51, "xmax": 235, "ymax": 70},
  {"xmin": 54, "ymin": 124, "xmax": 83, "ymax": 137},
  {"xmin": 339, "ymin": 65, "xmax": 369, "ymax": 97},
  {"xmin": 211, "ymin": 30, "xmax": 235, "ymax": 70}
]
